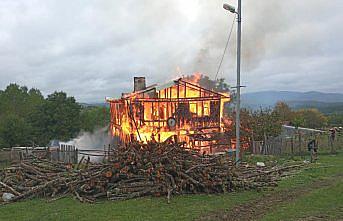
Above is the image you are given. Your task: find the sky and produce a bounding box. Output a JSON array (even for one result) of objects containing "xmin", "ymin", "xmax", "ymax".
[{"xmin": 0, "ymin": 0, "xmax": 342, "ymax": 102}]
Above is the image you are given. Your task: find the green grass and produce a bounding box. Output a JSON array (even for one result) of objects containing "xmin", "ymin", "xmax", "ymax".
[
  {"xmin": 276, "ymin": 154, "xmax": 343, "ymax": 189},
  {"xmin": 0, "ymin": 191, "xmax": 261, "ymax": 221},
  {"xmin": 259, "ymin": 153, "xmax": 343, "ymax": 221},
  {"xmin": 0, "ymin": 152, "xmax": 342, "ymax": 221},
  {"xmin": 262, "ymin": 181, "xmax": 343, "ymax": 221}
]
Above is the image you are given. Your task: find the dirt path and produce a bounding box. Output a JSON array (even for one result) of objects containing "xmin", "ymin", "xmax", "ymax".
[{"xmin": 197, "ymin": 175, "xmax": 342, "ymax": 221}]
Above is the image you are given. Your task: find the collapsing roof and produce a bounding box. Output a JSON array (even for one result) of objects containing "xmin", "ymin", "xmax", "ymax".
[
  {"xmin": 107, "ymin": 77, "xmax": 229, "ymax": 101},
  {"xmin": 106, "ymin": 76, "xmax": 230, "ymax": 154}
]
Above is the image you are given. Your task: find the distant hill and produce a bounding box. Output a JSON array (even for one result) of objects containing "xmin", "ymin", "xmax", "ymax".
[
  {"xmin": 287, "ymin": 100, "xmax": 343, "ymax": 114},
  {"xmin": 81, "ymin": 91, "xmax": 343, "ymax": 114},
  {"xmin": 241, "ymin": 91, "xmax": 343, "ymax": 114},
  {"xmin": 80, "ymin": 102, "xmax": 108, "ymax": 108}
]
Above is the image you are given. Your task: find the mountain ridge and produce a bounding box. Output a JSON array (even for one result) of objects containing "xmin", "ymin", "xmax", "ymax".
[{"xmin": 241, "ymin": 90, "xmax": 343, "ymax": 113}]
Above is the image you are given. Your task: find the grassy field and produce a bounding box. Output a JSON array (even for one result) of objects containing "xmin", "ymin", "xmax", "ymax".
[
  {"xmin": 0, "ymin": 152, "xmax": 342, "ymax": 221},
  {"xmin": 258, "ymin": 153, "xmax": 343, "ymax": 221}
]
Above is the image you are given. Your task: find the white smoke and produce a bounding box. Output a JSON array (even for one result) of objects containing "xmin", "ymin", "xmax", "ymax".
[{"xmin": 67, "ymin": 127, "xmax": 113, "ymax": 162}]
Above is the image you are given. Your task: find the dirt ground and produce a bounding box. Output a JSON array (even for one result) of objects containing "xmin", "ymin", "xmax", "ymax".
[{"xmin": 197, "ymin": 175, "xmax": 342, "ymax": 221}]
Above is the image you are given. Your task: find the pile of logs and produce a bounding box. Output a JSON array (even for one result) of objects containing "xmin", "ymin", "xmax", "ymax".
[{"xmin": 0, "ymin": 142, "xmax": 303, "ymax": 203}]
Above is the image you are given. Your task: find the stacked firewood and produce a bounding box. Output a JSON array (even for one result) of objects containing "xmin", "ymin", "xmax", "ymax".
[{"xmin": 0, "ymin": 142, "xmax": 303, "ymax": 203}]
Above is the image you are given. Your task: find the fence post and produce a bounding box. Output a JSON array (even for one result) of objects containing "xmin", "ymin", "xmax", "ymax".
[
  {"xmin": 75, "ymin": 148, "xmax": 78, "ymax": 164},
  {"xmin": 298, "ymin": 133, "xmax": 302, "ymax": 156},
  {"xmin": 68, "ymin": 146, "xmax": 71, "ymax": 164},
  {"xmin": 280, "ymin": 138, "xmax": 283, "ymax": 155},
  {"xmin": 108, "ymin": 144, "xmax": 111, "ymax": 162},
  {"xmin": 62, "ymin": 145, "xmax": 65, "ymax": 163},
  {"xmin": 103, "ymin": 145, "xmax": 106, "ymax": 163},
  {"xmin": 291, "ymin": 137, "xmax": 294, "ymax": 157},
  {"xmin": 67, "ymin": 145, "xmax": 69, "ymax": 163}
]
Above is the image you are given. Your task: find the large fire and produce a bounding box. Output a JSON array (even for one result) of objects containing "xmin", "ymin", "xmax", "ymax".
[{"xmin": 107, "ymin": 74, "xmax": 230, "ymax": 154}]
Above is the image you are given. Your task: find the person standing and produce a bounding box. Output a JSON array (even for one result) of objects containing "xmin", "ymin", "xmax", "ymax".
[
  {"xmin": 308, "ymin": 138, "xmax": 318, "ymax": 162},
  {"xmin": 329, "ymin": 128, "xmax": 336, "ymax": 154}
]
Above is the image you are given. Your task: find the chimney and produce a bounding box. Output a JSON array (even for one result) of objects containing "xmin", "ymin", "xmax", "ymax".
[{"xmin": 134, "ymin": 77, "xmax": 146, "ymax": 92}]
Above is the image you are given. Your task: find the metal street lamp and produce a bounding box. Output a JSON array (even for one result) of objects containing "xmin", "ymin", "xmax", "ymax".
[
  {"xmin": 223, "ymin": 1, "xmax": 242, "ymax": 165},
  {"xmin": 223, "ymin": 3, "xmax": 236, "ymax": 14}
]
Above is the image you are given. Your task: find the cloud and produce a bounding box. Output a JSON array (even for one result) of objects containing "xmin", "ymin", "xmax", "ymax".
[{"xmin": 0, "ymin": 0, "xmax": 342, "ymax": 102}]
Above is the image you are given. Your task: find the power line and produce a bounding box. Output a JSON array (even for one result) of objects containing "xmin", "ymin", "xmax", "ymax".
[{"xmin": 215, "ymin": 14, "xmax": 236, "ymax": 81}]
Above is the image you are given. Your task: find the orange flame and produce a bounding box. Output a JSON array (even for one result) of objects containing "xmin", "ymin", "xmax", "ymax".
[{"xmin": 108, "ymin": 74, "xmax": 231, "ymax": 154}]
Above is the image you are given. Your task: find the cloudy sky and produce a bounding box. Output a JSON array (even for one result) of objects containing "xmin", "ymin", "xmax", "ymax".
[{"xmin": 0, "ymin": 0, "xmax": 342, "ymax": 102}]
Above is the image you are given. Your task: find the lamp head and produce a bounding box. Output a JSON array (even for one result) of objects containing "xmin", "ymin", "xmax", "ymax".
[{"xmin": 223, "ymin": 3, "xmax": 236, "ymax": 13}]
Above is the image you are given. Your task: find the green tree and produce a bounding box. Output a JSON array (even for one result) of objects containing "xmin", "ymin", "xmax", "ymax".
[
  {"xmin": 215, "ymin": 78, "xmax": 230, "ymax": 93},
  {"xmin": 273, "ymin": 101, "xmax": 294, "ymax": 123},
  {"xmin": 294, "ymin": 108, "xmax": 327, "ymax": 129},
  {"xmin": 30, "ymin": 92, "xmax": 81, "ymax": 144},
  {"xmin": 328, "ymin": 113, "xmax": 343, "ymax": 126},
  {"xmin": 80, "ymin": 106, "xmax": 110, "ymax": 132},
  {"xmin": 0, "ymin": 115, "xmax": 30, "ymax": 148},
  {"xmin": 0, "ymin": 84, "xmax": 45, "ymax": 147},
  {"xmin": 0, "ymin": 84, "xmax": 44, "ymax": 118},
  {"xmin": 250, "ymin": 108, "xmax": 282, "ymax": 141},
  {"xmin": 198, "ymin": 75, "xmax": 230, "ymax": 93},
  {"xmin": 199, "ymin": 75, "xmax": 216, "ymax": 91}
]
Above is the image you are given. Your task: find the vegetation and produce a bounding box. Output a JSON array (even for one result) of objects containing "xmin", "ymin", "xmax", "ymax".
[
  {"xmin": 28, "ymin": 92, "xmax": 82, "ymax": 145},
  {"xmin": 0, "ymin": 78, "xmax": 341, "ymax": 220},
  {"xmin": 80, "ymin": 106, "xmax": 110, "ymax": 132},
  {"xmin": 241, "ymin": 102, "xmax": 329, "ymax": 140},
  {"xmin": 198, "ymin": 73, "xmax": 337, "ymax": 142},
  {"xmin": 290, "ymin": 100, "xmax": 343, "ymax": 115},
  {"xmin": 0, "ymin": 152, "xmax": 341, "ymax": 221},
  {"xmin": 0, "ymin": 76, "xmax": 340, "ymax": 149},
  {"xmin": 198, "ymin": 75, "xmax": 230, "ymax": 93},
  {"xmin": 0, "ymin": 83, "xmax": 109, "ymax": 148},
  {"xmin": 293, "ymin": 108, "xmax": 328, "ymax": 128},
  {"xmin": 328, "ymin": 113, "xmax": 343, "ymax": 126},
  {"xmin": 250, "ymin": 108, "xmax": 282, "ymax": 140},
  {"xmin": 263, "ymin": 182, "xmax": 343, "ymax": 220}
]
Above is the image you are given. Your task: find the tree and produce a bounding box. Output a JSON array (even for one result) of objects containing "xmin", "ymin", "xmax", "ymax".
[
  {"xmin": 328, "ymin": 113, "xmax": 343, "ymax": 126},
  {"xmin": 198, "ymin": 75, "xmax": 230, "ymax": 93},
  {"xmin": 0, "ymin": 115, "xmax": 30, "ymax": 148},
  {"xmin": 294, "ymin": 108, "xmax": 327, "ymax": 129},
  {"xmin": 198, "ymin": 75, "xmax": 216, "ymax": 91},
  {"xmin": 30, "ymin": 92, "xmax": 81, "ymax": 144},
  {"xmin": 0, "ymin": 84, "xmax": 45, "ymax": 147},
  {"xmin": 0, "ymin": 83, "xmax": 110, "ymax": 148},
  {"xmin": 80, "ymin": 106, "xmax": 110, "ymax": 132},
  {"xmin": 250, "ymin": 108, "xmax": 282, "ymax": 141},
  {"xmin": 273, "ymin": 102, "xmax": 294, "ymax": 123},
  {"xmin": 215, "ymin": 78, "xmax": 230, "ymax": 93}
]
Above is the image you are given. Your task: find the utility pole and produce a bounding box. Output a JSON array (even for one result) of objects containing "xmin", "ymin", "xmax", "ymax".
[
  {"xmin": 223, "ymin": 0, "xmax": 242, "ymax": 164},
  {"xmin": 235, "ymin": 0, "xmax": 242, "ymax": 164}
]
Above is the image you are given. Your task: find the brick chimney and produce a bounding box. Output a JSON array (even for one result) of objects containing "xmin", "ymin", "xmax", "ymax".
[{"xmin": 134, "ymin": 77, "xmax": 146, "ymax": 92}]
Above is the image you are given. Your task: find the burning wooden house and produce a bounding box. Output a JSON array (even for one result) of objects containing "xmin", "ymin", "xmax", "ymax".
[{"xmin": 106, "ymin": 75, "xmax": 230, "ymax": 154}]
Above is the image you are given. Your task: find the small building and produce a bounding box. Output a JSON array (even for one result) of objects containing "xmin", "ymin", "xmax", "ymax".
[{"xmin": 107, "ymin": 76, "xmax": 230, "ymax": 154}]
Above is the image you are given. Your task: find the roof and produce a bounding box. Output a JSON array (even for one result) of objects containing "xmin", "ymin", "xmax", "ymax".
[{"xmin": 107, "ymin": 77, "xmax": 230, "ymax": 101}]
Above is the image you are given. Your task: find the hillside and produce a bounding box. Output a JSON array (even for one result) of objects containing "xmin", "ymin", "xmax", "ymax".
[{"xmin": 242, "ymin": 91, "xmax": 343, "ymax": 114}]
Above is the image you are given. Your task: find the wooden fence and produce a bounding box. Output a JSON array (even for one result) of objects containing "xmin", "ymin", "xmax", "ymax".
[
  {"xmin": 10, "ymin": 145, "xmax": 78, "ymax": 164},
  {"xmin": 54, "ymin": 145, "xmax": 78, "ymax": 164},
  {"xmin": 251, "ymin": 134, "xmax": 342, "ymax": 156},
  {"xmin": 0, "ymin": 149, "xmax": 11, "ymax": 168}
]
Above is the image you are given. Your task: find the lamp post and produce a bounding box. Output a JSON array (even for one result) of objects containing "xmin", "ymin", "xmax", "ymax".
[{"xmin": 223, "ymin": 1, "xmax": 241, "ymax": 164}]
